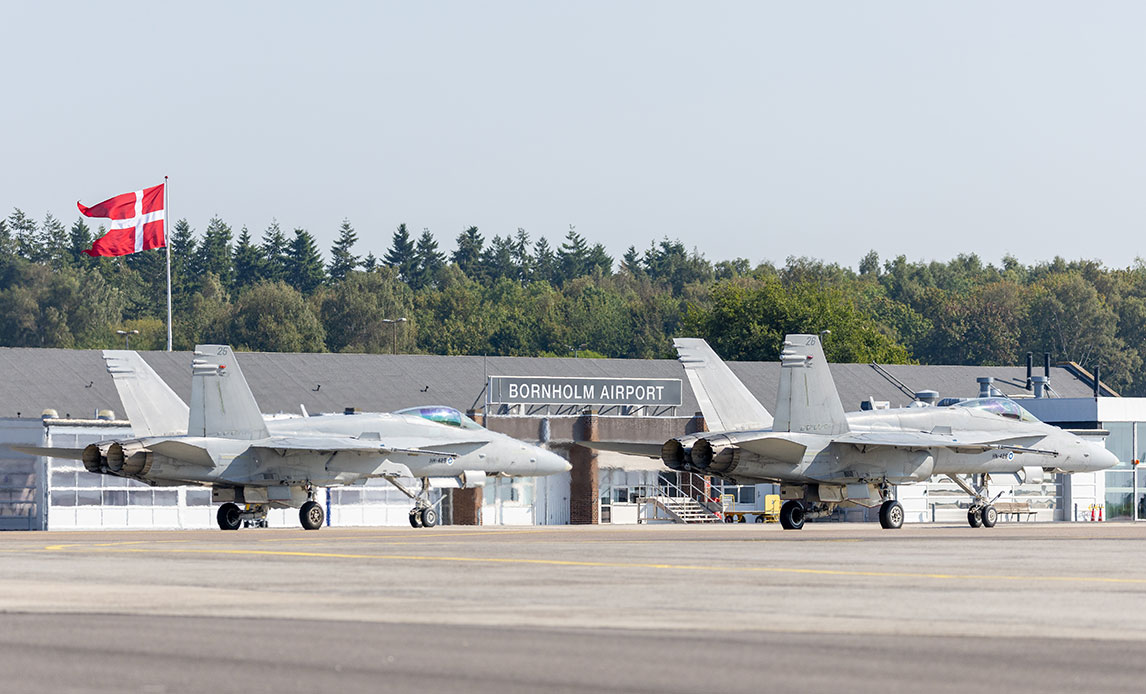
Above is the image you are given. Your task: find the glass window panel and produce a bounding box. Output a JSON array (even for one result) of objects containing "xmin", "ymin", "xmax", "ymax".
[
  {"xmin": 1106, "ymin": 471, "xmax": 1134, "ymax": 489},
  {"xmin": 185, "ymin": 489, "xmax": 212, "ymax": 506},
  {"xmin": 740, "ymin": 486, "xmax": 756, "ymax": 504},
  {"xmin": 76, "ymin": 472, "xmax": 102, "ymax": 488},
  {"xmin": 76, "ymin": 490, "xmax": 101, "ymax": 506},
  {"xmin": 51, "ymin": 471, "xmax": 77, "ymax": 487},
  {"xmin": 53, "ymin": 490, "xmax": 76, "ymax": 507},
  {"xmin": 1105, "ymin": 422, "xmax": 1133, "ymax": 467},
  {"xmin": 129, "ymin": 490, "xmax": 153, "ymax": 506},
  {"xmin": 153, "ymin": 491, "xmax": 177, "ymax": 506},
  {"xmin": 363, "ymin": 489, "xmax": 392, "ymax": 502},
  {"xmin": 103, "ymin": 490, "xmax": 128, "ymax": 505}
]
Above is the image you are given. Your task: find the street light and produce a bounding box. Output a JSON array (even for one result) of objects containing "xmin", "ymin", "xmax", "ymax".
[
  {"xmin": 116, "ymin": 329, "xmax": 140, "ymax": 349},
  {"xmin": 381, "ymin": 318, "xmax": 407, "ymax": 354},
  {"xmin": 568, "ymin": 343, "xmax": 587, "ymax": 358}
]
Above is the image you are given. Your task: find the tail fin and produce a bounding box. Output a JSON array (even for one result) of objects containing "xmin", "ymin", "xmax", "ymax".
[
  {"xmin": 674, "ymin": 338, "xmax": 773, "ymax": 432},
  {"xmin": 103, "ymin": 350, "xmax": 189, "ymax": 437},
  {"xmin": 774, "ymin": 334, "xmax": 848, "ymax": 435},
  {"xmin": 189, "ymin": 345, "xmax": 269, "ymax": 440}
]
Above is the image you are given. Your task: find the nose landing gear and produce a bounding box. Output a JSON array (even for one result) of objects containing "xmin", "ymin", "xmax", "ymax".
[{"xmin": 948, "ymin": 474, "xmax": 1000, "ymax": 529}]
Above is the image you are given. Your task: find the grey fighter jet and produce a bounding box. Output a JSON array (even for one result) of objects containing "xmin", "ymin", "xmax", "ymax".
[
  {"xmin": 17, "ymin": 346, "xmax": 570, "ymax": 530},
  {"xmin": 661, "ymin": 336, "xmax": 1117, "ymax": 530}
]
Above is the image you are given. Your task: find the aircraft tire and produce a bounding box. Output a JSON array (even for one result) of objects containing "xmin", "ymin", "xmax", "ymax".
[
  {"xmin": 779, "ymin": 501, "xmax": 805, "ymax": 530},
  {"xmin": 217, "ymin": 502, "xmax": 241, "ymax": 531},
  {"xmin": 878, "ymin": 500, "xmax": 904, "ymax": 530},
  {"xmin": 967, "ymin": 508, "xmax": 983, "ymax": 528},
  {"xmin": 981, "ymin": 505, "xmax": 998, "ymax": 528},
  {"xmin": 420, "ymin": 507, "xmax": 439, "ymax": 528},
  {"xmin": 300, "ymin": 500, "xmax": 324, "ymax": 530},
  {"xmin": 409, "ymin": 509, "xmax": 424, "ymax": 528}
]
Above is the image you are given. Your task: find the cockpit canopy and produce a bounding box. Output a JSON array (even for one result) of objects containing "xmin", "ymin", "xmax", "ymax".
[
  {"xmin": 395, "ymin": 406, "xmax": 484, "ymax": 430},
  {"xmin": 949, "ymin": 397, "xmax": 1041, "ymax": 423}
]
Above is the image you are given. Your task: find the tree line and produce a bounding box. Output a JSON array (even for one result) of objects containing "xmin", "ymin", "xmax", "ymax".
[{"xmin": 2, "ymin": 208, "xmax": 1144, "ymax": 394}]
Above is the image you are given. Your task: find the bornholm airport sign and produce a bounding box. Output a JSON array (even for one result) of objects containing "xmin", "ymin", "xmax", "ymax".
[{"xmin": 488, "ymin": 376, "xmax": 682, "ymax": 407}]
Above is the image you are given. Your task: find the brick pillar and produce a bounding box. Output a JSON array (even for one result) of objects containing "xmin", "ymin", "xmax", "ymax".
[
  {"xmin": 570, "ymin": 410, "xmax": 599, "ymax": 524},
  {"xmin": 451, "ymin": 409, "xmax": 486, "ymax": 526}
]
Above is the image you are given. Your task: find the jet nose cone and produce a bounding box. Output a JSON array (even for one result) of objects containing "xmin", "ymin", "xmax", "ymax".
[
  {"xmin": 1091, "ymin": 444, "xmax": 1120, "ymax": 471},
  {"xmin": 538, "ymin": 449, "xmax": 571, "ymax": 475}
]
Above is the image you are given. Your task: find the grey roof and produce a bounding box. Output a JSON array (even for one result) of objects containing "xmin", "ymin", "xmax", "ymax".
[{"xmin": 0, "ymin": 347, "xmax": 1102, "ymax": 422}]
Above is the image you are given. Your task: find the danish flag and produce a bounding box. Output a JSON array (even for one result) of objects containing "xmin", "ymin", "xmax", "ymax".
[{"xmin": 78, "ymin": 183, "xmax": 166, "ymax": 257}]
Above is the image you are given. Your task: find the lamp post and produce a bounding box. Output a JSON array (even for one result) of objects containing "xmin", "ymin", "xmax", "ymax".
[
  {"xmin": 116, "ymin": 329, "xmax": 140, "ymax": 350},
  {"xmin": 381, "ymin": 318, "xmax": 407, "ymax": 354},
  {"xmin": 568, "ymin": 343, "xmax": 587, "ymax": 358}
]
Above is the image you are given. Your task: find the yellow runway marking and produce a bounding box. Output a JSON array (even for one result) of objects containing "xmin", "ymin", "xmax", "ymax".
[{"xmin": 31, "ymin": 544, "xmax": 1146, "ymax": 586}]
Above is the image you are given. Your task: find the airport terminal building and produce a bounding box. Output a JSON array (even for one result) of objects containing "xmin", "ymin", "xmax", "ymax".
[{"xmin": 0, "ymin": 348, "xmax": 1142, "ymax": 530}]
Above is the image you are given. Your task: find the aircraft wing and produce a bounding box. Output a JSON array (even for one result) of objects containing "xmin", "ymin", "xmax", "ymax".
[
  {"xmin": 8, "ymin": 444, "xmax": 87, "ymax": 461},
  {"xmin": 252, "ymin": 436, "xmax": 459, "ymax": 459},
  {"xmin": 834, "ymin": 431, "xmax": 1058, "ymax": 456},
  {"xmin": 574, "ymin": 441, "xmax": 664, "ymax": 459}
]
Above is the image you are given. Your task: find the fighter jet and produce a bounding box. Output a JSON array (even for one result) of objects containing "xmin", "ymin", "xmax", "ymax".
[
  {"xmin": 17, "ymin": 345, "xmax": 570, "ymax": 530},
  {"xmin": 660, "ymin": 336, "xmax": 1117, "ymax": 530}
]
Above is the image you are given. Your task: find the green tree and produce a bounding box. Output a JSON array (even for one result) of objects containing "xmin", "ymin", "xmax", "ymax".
[
  {"xmin": 194, "ymin": 216, "xmax": 233, "ymax": 287},
  {"xmin": 319, "ymin": 269, "xmax": 414, "ymax": 352},
  {"xmin": 285, "ymin": 228, "xmax": 325, "ymax": 295},
  {"xmin": 67, "ymin": 218, "xmax": 94, "ymax": 265},
  {"xmin": 226, "ymin": 281, "xmax": 325, "ymax": 352},
  {"xmin": 384, "ymin": 223, "xmax": 417, "ymax": 282},
  {"xmin": 556, "ymin": 226, "xmax": 589, "ymax": 284},
  {"xmin": 327, "ymin": 218, "xmax": 360, "ymax": 282},
  {"xmin": 533, "ymin": 237, "xmax": 557, "ymax": 284},
  {"xmin": 232, "ymin": 226, "xmax": 264, "ymax": 291},
  {"xmin": 452, "ymin": 226, "xmax": 484, "ymax": 279},
  {"xmin": 410, "ymin": 228, "xmax": 445, "ymax": 290},
  {"xmin": 259, "ymin": 220, "xmax": 289, "ymax": 283}
]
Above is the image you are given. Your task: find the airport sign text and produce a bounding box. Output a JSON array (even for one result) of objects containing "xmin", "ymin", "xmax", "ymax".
[{"xmin": 488, "ymin": 376, "xmax": 683, "ymax": 406}]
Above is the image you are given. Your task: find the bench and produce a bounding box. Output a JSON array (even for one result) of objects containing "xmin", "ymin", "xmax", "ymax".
[{"xmin": 992, "ymin": 501, "xmax": 1037, "ymax": 522}]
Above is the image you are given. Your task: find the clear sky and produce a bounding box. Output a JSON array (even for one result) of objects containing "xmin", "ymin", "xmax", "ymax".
[{"xmin": 3, "ymin": 1, "xmax": 1145, "ymax": 270}]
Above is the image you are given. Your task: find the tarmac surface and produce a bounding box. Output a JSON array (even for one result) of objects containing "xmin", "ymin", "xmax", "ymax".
[{"xmin": 2, "ymin": 522, "xmax": 1146, "ymax": 693}]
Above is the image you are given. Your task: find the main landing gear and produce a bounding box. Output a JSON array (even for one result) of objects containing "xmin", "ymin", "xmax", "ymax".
[
  {"xmin": 779, "ymin": 500, "xmax": 806, "ymax": 530},
  {"xmin": 386, "ymin": 476, "xmax": 440, "ymax": 529},
  {"xmin": 948, "ymin": 474, "xmax": 999, "ymax": 529},
  {"xmin": 878, "ymin": 499, "xmax": 904, "ymax": 530},
  {"xmin": 216, "ymin": 502, "xmax": 270, "ymax": 530},
  {"xmin": 216, "ymin": 486, "xmax": 326, "ymax": 531}
]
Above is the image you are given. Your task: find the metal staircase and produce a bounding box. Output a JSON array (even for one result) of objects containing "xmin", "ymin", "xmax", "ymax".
[{"xmin": 639, "ymin": 495, "xmax": 721, "ymax": 523}]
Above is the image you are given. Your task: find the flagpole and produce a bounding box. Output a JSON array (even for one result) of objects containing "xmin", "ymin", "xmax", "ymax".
[{"xmin": 165, "ymin": 175, "xmax": 172, "ymax": 352}]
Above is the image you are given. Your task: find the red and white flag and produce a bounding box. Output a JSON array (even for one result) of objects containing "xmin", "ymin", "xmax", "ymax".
[{"xmin": 78, "ymin": 183, "xmax": 166, "ymax": 257}]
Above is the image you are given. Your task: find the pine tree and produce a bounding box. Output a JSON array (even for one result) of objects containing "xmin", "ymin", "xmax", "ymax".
[
  {"xmin": 327, "ymin": 218, "xmax": 360, "ymax": 282},
  {"xmin": 194, "ymin": 216, "xmax": 233, "ymax": 286},
  {"xmin": 285, "ymin": 227, "xmax": 326, "ymax": 294},
  {"xmin": 169, "ymin": 219, "xmax": 198, "ymax": 312},
  {"xmin": 232, "ymin": 226, "xmax": 264, "ymax": 291},
  {"xmin": 452, "ymin": 225, "xmax": 485, "ymax": 279},
  {"xmin": 67, "ymin": 218, "xmax": 93, "ymax": 265},
  {"xmin": 8, "ymin": 209, "xmax": 39, "ymax": 262},
  {"xmin": 481, "ymin": 235, "xmax": 516, "ymax": 281},
  {"xmin": 512, "ymin": 228, "xmax": 533, "ymax": 282},
  {"xmin": 411, "ymin": 228, "xmax": 445, "ymax": 290},
  {"xmin": 259, "ymin": 220, "xmax": 289, "ymax": 283},
  {"xmin": 384, "ymin": 223, "xmax": 417, "ymax": 282},
  {"xmin": 621, "ymin": 245, "xmax": 644, "ymax": 277},
  {"xmin": 362, "ymin": 252, "xmax": 378, "ymax": 272},
  {"xmin": 39, "ymin": 213, "xmax": 68, "ymax": 268},
  {"xmin": 0, "ymin": 218, "xmax": 10, "ymax": 258},
  {"xmin": 586, "ymin": 243, "xmax": 613, "ymax": 276},
  {"xmin": 556, "ymin": 225, "xmax": 589, "ymax": 284},
  {"xmin": 533, "ymin": 236, "xmax": 557, "ymax": 284}
]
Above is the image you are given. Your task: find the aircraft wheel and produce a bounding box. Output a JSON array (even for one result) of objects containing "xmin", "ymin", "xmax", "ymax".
[
  {"xmin": 779, "ymin": 500, "xmax": 805, "ymax": 530},
  {"xmin": 879, "ymin": 500, "xmax": 904, "ymax": 530},
  {"xmin": 217, "ymin": 502, "xmax": 241, "ymax": 531},
  {"xmin": 981, "ymin": 505, "xmax": 998, "ymax": 528},
  {"xmin": 967, "ymin": 507, "xmax": 983, "ymax": 528},
  {"xmin": 300, "ymin": 500, "xmax": 324, "ymax": 530},
  {"xmin": 420, "ymin": 507, "xmax": 439, "ymax": 528},
  {"xmin": 409, "ymin": 509, "xmax": 424, "ymax": 528}
]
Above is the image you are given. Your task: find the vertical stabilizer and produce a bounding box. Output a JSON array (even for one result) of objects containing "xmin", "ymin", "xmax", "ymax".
[
  {"xmin": 673, "ymin": 338, "xmax": 773, "ymax": 431},
  {"xmin": 773, "ymin": 334, "xmax": 848, "ymax": 435},
  {"xmin": 103, "ymin": 350, "xmax": 189, "ymax": 437},
  {"xmin": 189, "ymin": 345, "xmax": 269, "ymax": 440}
]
